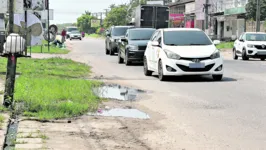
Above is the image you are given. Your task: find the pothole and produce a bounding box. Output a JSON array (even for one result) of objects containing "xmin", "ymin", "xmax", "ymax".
[
  {"xmin": 93, "ymin": 84, "xmax": 145, "ymax": 101},
  {"xmin": 88, "ymin": 108, "xmax": 150, "ymax": 119}
]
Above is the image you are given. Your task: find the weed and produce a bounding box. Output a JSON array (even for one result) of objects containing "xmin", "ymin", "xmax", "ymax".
[
  {"xmin": 0, "ymin": 57, "xmax": 101, "ymax": 119},
  {"xmin": 28, "ymin": 45, "xmax": 70, "ymax": 54},
  {"xmin": 216, "ymin": 42, "xmax": 234, "ymax": 50},
  {"xmin": 0, "ymin": 115, "xmax": 4, "ymax": 128}
]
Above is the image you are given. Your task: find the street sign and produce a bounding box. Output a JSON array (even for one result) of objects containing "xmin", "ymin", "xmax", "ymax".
[{"xmin": 91, "ymin": 19, "xmax": 101, "ymax": 27}]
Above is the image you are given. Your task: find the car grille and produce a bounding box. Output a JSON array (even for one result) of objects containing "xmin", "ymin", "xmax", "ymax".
[
  {"xmin": 180, "ymin": 57, "xmax": 211, "ymax": 61},
  {"xmin": 255, "ymin": 45, "xmax": 266, "ymax": 50},
  {"xmin": 176, "ymin": 63, "xmax": 215, "ymax": 72},
  {"xmin": 138, "ymin": 46, "xmax": 147, "ymax": 50}
]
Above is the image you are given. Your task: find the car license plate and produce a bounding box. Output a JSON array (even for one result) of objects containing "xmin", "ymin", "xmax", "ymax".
[
  {"xmin": 257, "ymin": 51, "xmax": 266, "ymax": 55},
  {"xmin": 189, "ymin": 63, "xmax": 205, "ymax": 68}
]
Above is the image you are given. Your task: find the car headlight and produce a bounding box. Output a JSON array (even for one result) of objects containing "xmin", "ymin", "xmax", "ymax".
[
  {"xmin": 164, "ymin": 49, "xmax": 180, "ymax": 60},
  {"xmin": 128, "ymin": 45, "xmax": 138, "ymax": 51},
  {"xmin": 247, "ymin": 44, "xmax": 254, "ymax": 48},
  {"xmin": 210, "ymin": 50, "xmax": 220, "ymax": 59}
]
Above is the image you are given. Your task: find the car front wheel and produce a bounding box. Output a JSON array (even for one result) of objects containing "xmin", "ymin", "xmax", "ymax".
[
  {"xmin": 261, "ymin": 58, "xmax": 265, "ymax": 61},
  {"xmin": 144, "ymin": 57, "xmax": 152, "ymax": 76},
  {"xmin": 158, "ymin": 60, "xmax": 167, "ymax": 81},
  {"xmin": 212, "ymin": 75, "xmax": 223, "ymax": 81},
  {"xmin": 242, "ymin": 49, "xmax": 249, "ymax": 60},
  {"xmin": 118, "ymin": 50, "xmax": 124, "ymax": 64},
  {"xmin": 125, "ymin": 51, "xmax": 131, "ymax": 66},
  {"xmin": 233, "ymin": 48, "xmax": 238, "ymax": 60}
]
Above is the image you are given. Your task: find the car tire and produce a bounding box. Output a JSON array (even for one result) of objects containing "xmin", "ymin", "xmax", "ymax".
[
  {"xmin": 105, "ymin": 44, "xmax": 110, "ymax": 55},
  {"xmin": 242, "ymin": 49, "xmax": 249, "ymax": 60},
  {"xmin": 144, "ymin": 57, "xmax": 152, "ymax": 76},
  {"xmin": 110, "ymin": 47, "xmax": 115, "ymax": 56},
  {"xmin": 118, "ymin": 50, "xmax": 124, "ymax": 64},
  {"xmin": 212, "ymin": 75, "xmax": 223, "ymax": 81},
  {"xmin": 233, "ymin": 48, "xmax": 238, "ymax": 60},
  {"xmin": 158, "ymin": 60, "xmax": 167, "ymax": 81},
  {"xmin": 261, "ymin": 58, "xmax": 265, "ymax": 61},
  {"xmin": 125, "ymin": 51, "xmax": 131, "ymax": 66},
  {"xmin": 70, "ymin": 38, "xmax": 72, "ymax": 40},
  {"xmin": 80, "ymin": 38, "xmax": 82, "ymax": 40}
]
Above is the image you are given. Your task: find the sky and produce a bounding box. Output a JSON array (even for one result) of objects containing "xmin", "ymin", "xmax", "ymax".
[{"xmin": 50, "ymin": 0, "xmax": 130, "ymax": 24}]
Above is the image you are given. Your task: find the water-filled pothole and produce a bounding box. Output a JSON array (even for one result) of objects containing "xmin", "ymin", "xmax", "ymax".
[
  {"xmin": 93, "ymin": 84, "xmax": 145, "ymax": 101},
  {"xmin": 88, "ymin": 108, "xmax": 150, "ymax": 119}
]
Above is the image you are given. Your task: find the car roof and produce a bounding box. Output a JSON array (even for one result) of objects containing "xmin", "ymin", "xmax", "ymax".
[
  {"xmin": 128, "ymin": 28, "xmax": 156, "ymax": 31},
  {"xmin": 112, "ymin": 26, "xmax": 134, "ymax": 28},
  {"xmin": 245, "ymin": 32, "xmax": 266, "ymax": 34},
  {"xmin": 161, "ymin": 28, "xmax": 202, "ymax": 32}
]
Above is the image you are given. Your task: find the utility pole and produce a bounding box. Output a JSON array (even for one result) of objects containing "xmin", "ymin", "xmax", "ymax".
[
  {"xmin": 256, "ymin": 0, "xmax": 260, "ymax": 32},
  {"xmin": 47, "ymin": 0, "xmax": 50, "ymax": 52},
  {"xmin": 203, "ymin": 0, "xmax": 210, "ymax": 32}
]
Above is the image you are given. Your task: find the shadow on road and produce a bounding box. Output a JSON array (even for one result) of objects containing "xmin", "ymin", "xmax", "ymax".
[{"xmin": 151, "ymin": 75, "xmax": 237, "ymax": 82}]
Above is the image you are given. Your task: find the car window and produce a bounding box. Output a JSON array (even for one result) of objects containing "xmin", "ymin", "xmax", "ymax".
[
  {"xmin": 246, "ymin": 33, "xmax": 266, "ymax": 41},
  {"xmin": 151, "ymin": 31, "xmax": 159, "ymax": 41},
  {"xmin": 238, "ymin": 33, "xmax": 243, "ymax": 40},
  {"xmin": 155, "ymin": 32, "xmax": 162, "ymax": 45},
  {"xmin": 128, "ymin": 29, "xmax": 156, "ymax": 40},
  {"xmin": 111, "ymin": 27, "xmax": 130, "ymax": 36},
  {"xmin": 242, "ymin": 34, "xmax": 246, "ymax": 40},
  {"xmin": 163, "ymin": 30, "xmax": 212, "ymax": 46},
  {"xmin": 67, "ymin": 28, "xmax": 78, "ymax": 32}
]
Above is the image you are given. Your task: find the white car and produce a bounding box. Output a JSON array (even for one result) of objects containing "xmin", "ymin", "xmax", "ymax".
[
  {"xmin": 143, "ymin": 28, "xmax": 223, "ymax": 81},
  {"xmin": 233, "ymin": 32, "xmax": 266, "ymax": 61},
  {"xmin": 69, "ymin": 31, "xmax": 82, "ymax": 40}
]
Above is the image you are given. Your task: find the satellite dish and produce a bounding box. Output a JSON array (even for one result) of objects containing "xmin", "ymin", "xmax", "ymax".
[{"xmin": 43, "ymin": 30, "xmax": 56, "ymax": 42}]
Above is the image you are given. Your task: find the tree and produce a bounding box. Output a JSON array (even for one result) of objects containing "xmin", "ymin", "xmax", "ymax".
[
  {"xmin": 246, "ymin": 0, "xmax": 266, "ymax": 20},
  {"xmin": 77, "ymin": 11, "xmax": 96, "ymax": 33},
  {"xmin": 104, "ymin": 4, "xmax": 128, "ymax": 28}
]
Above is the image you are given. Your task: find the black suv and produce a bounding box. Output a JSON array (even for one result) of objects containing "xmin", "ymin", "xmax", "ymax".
[
  {"xmin": 105, "ymin": 26, "xmax": 133, "ymax": 55},
  {"xmin": 118, "ymin": 28, "xmax": 156, "ymax": 65}
]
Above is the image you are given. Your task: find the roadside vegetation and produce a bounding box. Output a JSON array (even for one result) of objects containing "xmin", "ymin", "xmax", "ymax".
[
  {"xmin": 86, "ymin": 33, "xmax": 104, "ymax": 38},
  {"xmin": 0, "ymin": 114, "xmax": 4, "ymax": 128},
  {"xmin": 0, "ymin": 57, "xmax": 101, "ymax": 119},
  {"xmin": 28, "ymin": 45, "xmax": 70, "ymax": 54},
  {"xmin": 216, "ymin": 42, "xmax": 234, "ymax": 50}
]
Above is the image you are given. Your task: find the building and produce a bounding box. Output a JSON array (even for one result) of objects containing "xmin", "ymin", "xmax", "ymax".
[{"xmin": 169, "ymin": 0, "xmax": 194, "ymax": 27}]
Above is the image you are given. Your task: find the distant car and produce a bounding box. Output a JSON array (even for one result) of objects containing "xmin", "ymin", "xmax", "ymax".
[
  {"xmin": 69, "ymin": 31, "xmax": 82, "ymax": 40},
  {"xmin": 118, "ymin": 28, "xmax": 156, "ymax": 65},
  {"xmin": 66, "ymin": 26, "xmax": 78, "ymax": 39},
  {"xmin": 233, "ymin": 32, "xmax": 266, "ymax": 61},
  {"xmin": 143, "ymin": 28, "xmax": 223, "ymax": 81},
  {"xmin": 105, "ymin": 26, "xmax": 134, "ymax": 55}
]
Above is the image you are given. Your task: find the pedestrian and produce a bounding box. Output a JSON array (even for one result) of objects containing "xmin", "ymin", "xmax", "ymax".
[
  {"xmin": 61, "ymin": 29, "xmax": 66, "ymax": 43},
  {"xmin": 82, "ymin": 31, "xmax": 85, "ymax": 38}
]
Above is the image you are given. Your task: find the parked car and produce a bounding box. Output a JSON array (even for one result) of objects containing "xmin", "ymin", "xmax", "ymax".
[
  {"xmin": 66, "ymin": 26, "xmax": 78, "ymax": 39},
  {"xmin": 233, "ymin": 32, "xmax": 266, "ymax": 61},
  {"xmin": 105, "ymin": 26, "xmax": 134, "ymax": 55},
  {"xmin": 69, "ymin": 30, "xmax": 82, "ymax": 40},
  {"xmin": 118, "ymin": 28, "xmax": 156, "ymax": 65},
  {"xmin": 143, "ymin": 28, "xmax": 223, "ymax": 81}
]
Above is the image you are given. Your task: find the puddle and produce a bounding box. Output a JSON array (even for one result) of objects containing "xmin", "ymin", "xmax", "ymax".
[
  {"xmin": 93, "ymin": 84, "xmax": 145, "ymax": 101},
  {"xmin": 3, "ymin": 122, "xmax": 18, "ymax": 150},
  {"xmin": 88, "ymin": 108, "xmax": 150, "ymax": 119}
]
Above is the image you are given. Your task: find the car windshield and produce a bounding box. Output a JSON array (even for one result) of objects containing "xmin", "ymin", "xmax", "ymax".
[
  {"xmin": 129, "ymin": 29, "xmax": 156, "ymax": 40},
  {"xmin": 71, "ymin": 31, "xmax": 80, "ymax": 34},
  {"xmin": 67, "ymin": 28, "xmax": 78, "ymax": 32},
  {"xmin": 246, "ymin": 34, "xmax": 266, "ymax": 41},
  {"xmin": 163, "ymin": 30, "xmax": 212, "ymax": 46},
  {"xmin": 111, "ymin": 27, "xmax": 129, "ymax": 36}
]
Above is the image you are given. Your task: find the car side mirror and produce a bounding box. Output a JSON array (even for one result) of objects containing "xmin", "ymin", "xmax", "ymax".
[
  {"xmin": 151, "ymin": 41, "xmax": 159, "ymax": 46},
  {"xmin": 239, "ymin": 39, "xmax": 244, "ymax": 42},
  {"xmin": 213, "ymin": 40, "xmax": 221, "ymax": 45}
]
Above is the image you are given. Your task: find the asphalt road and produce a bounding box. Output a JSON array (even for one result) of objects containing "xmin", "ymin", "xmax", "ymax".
[{"xmin": 66, "ymin": 38, "xmax": 266, "ymax": 149}]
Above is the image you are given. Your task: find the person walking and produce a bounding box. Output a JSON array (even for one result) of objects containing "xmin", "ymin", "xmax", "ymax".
[{"xmin": 61, "ymin": 29, "xmax": 66, "ymax": 43}]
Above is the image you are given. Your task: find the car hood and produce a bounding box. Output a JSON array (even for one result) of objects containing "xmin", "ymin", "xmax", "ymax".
[
  {"xmin": 245, "ymin": 41, "xmax": 266, "ymax": 45},
  {"xmin": 164, "ymin": 45, "xmax": 217, "ymax": 58},
  {"xmin": 129, "ymin": 40, "xmax": 149, "ymax": 46},
  {"xmin": 112, "ymin": 36, "xmax": 124, "ymax": 40}
]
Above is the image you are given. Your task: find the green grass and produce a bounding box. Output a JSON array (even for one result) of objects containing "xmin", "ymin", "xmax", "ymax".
[
  {"xmin": 216, "ymin": 42, "xmax": 234, "ymax": 50},
  {"xmin": 28, "ymin": 45, "xmax": 70, "ymax": 54},
  {"xmin": 0, "ymin": 57, "xmax": 101, "ymax": 119},
  {"xmin": 86, "ymin": 33, "xmax": 104, "ymax": 38},
  {"xmin": 0, "ymin": 115, "xmax": 4, "ymax": 128}
]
